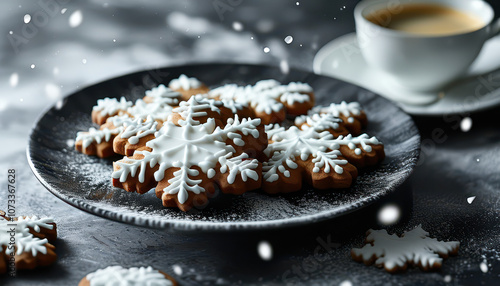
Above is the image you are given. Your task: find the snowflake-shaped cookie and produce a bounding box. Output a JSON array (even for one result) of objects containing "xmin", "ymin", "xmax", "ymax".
[
  {"xmin": 168, "ymin": 74, "xmax": 210, "ymax": 100},
  {"xmin": 208, "ymin": 79, "xmax": 315, "ymax": 124},
  {"xmin": 112, "ymin": 97, "xmax": 267, "ymax": 211},
  {"xmin": 76, "ymin": 87, "xmax": 181, "ymax": 158},
  {"xmin": 309, "ymin": 101, "xmax": 367, "ymax": 135},
  {"xmin": 0, "ymin": 211, "xmax": 57, "ymax": 274},
  {"xmin": 79, "ymin": 265, "xmax": 177, "ymax": 286},
  {"xmin": 351, "ymin": 225, "xmax": 460, "ymax": 273},
  {"xmin": 262, "ymin": 125, "xmax": 384, "ymax": 194},
  {"xmin": 76, "ymin": 115, "xmax": 160, "ymax": 157}
]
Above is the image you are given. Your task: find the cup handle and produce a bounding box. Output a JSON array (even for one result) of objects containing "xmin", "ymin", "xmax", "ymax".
[{"xmin": 488, "ymin": 18, "xmax": 500, "ymax": 40}]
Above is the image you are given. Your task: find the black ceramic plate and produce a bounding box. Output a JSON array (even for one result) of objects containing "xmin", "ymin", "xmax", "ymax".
[{"xmin": 27, "ymin": 63, "xmax": 420, "ymax": 231}]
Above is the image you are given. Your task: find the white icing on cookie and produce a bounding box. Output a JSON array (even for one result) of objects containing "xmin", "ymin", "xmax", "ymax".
[
  {"xmin": 280, "ymin": 92, "xmax": 310, "ymax": 106},
  {"xmin": 112, "ymin": 116, "xmax": 262, "ymax": 204},
  {"xmin": 93, "ymin": 97, "xmax": 132, "ymax": 117},
  {"xmin": 170, "ymin": 95, "xmax": 223, "ymax": 126},
  {"xmin": 352, "ymin": 225, "xmax": 460, "ymax": 272},
  {"xmin": 208, "ymin": 80, "xmax": 313, "ymax": 116},
  {"xmin": 0, "ymin": 216, "xmax": 55, "ymax": 257},
  {"xmin": 263, "ymin": 126, "xmax": 382, "ymax": 182},
  {"xmin": 311, "ymin": 101, "xmax": 362, "ymax": 117},
  {"xmin": 145, "ymin": 84, "xmax": 181, "ymax": 106},
  {"xmin": 128, "ymin": 99, "xmax": 173, "ymax": 121},
  {"xmin": 220, "ymin": 99, "xmax": 247, "ymax": 114},
  {"xmin": 76, "ymin": 115, "xmax": 160, "ymax": 149},
  {"xmin": 86, "ymin": 265, "xmax": 173, "ymax": 286},
  {"xmin": 119, "ymin": 116, "xmax": 159, "ymax": 145},
  {"xmin": 295, "ymin": 113, "xmax": 342, "ymax": 132},
  {"xmin": 169, "ymin": 74, "xmax": 202, "ymax": 90},
  {"xmin": 76, "ymin": 127, "xmax": 119, "ymax": 149}
]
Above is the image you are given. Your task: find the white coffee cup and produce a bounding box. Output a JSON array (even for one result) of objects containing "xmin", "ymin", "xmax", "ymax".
[{"xmin": 354, "ymin": 0, "xmax": 500, "ymax": 92}]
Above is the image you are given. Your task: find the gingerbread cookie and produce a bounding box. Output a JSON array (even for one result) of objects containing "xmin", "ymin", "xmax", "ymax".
[
  {"xmin": 208, "ymin": 79, "xmax": 315, "ymax": 124},
  {"xmin": 76, "ymin": 87, "xmax": 180, "ymax": 158},
  {"xmin": 261, "ymin": 125, "xmax": 384, "ymax": 194},
  {"xmin": 351, "ymin": 225, "xmax": 460, "ymax": 273},
  {"xmin": 112, "ymin": 96, "xmax": 267, "ymax": 212},
  {"xmin": 91, "ymin": 97, "xmax": 133, "ymax": 125},
  {"xmin": 79, "ymin": 265, "xmax": 177, "ymax": 286},
  {"xmin": 309, "ymin": 101, "xmax": 367, "ymax": 135},
  {"xmin": 0, "ymin": 211, "xmax": 57, "ymax": 274},
  {"xmin": 168, "ymin": 74, "xmax": 210, "ymax": 101}
]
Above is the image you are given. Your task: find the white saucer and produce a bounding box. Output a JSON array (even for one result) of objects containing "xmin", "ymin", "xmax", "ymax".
[{"xmin": 313, "ymin": 33, "xmax": 500, "ymax": 116}]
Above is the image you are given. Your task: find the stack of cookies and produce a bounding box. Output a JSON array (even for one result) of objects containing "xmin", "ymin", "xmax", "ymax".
[{"xmin": 75, "ymin": 74, "xmax": 385, "ymax": 212}]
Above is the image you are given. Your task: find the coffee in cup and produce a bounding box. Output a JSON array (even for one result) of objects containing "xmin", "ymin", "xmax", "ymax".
[{"xmin": 354, "ymin": 0, "xmax": 500, "ymax": 92}]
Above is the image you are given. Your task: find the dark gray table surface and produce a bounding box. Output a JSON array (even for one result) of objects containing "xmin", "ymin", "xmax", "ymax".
[{"xmin": 1, "ymin": 1, "xmax": 500, "ymax": 285}]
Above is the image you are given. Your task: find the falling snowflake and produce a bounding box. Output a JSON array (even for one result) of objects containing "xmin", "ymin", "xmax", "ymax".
[{"xmin": 69, "ymin": 10, "xmax": 83, "ymax": 28}]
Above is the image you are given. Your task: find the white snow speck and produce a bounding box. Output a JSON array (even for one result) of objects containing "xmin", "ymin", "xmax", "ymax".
[
  {"xmin": 476, "ymin": 158, "xmax": 480, "ymax": 162},
  {"xmin": 480, "ymin": 261, "xmax": 488, "ymax": 273},
  {"xmin": 45, "ymin": 83, "xmax": 61, "ymax": 100},
  {"xmin": 280, "ymin": 60, "xmax": 290, "ymax": 74},
  {"xmin": 172, "ymin": 264, "xmax": 183, "ymax": 276},
  {"xmin": 280, "ymin": 60, "xmax": 289, "ymax": 74},
  {"xmin": 258, "ymin": 241, "xmax": 273, "ymax": 261},
  {"xmin": 20, "ymin": 98, "xmax": 24, "ymax": 102},
  {"xmin": 378, "ymin": 204, "xmax": 400, "ymax": 225},
  {"xmin": 444, "ymin": 275, "xmax": 452, "ymax": 282},
  {"xmin": 263, "ymin": 47, "xmax": 270, "ymax": 53},
  {"xmin": 82, "ymin": 58, "xmax": 87, "ymax": 64},
  {"xmin": 61, "ymin": 8, "xmax": 67, "ymax": 14},
  {"xmin": 250, "ymin": 36, "xmax": 254, "ymax": 40},
  {"xmin": 113, "ymin": 38, "xmax": 116, "ymax": 42},
  {"xmin": 467, "ymin": 196, "xmax": 476, "ymax": 204},
  {"xmin": 55, "ymin": 100, "xmax": 64, "ymax": 110},
  {"xmin": 284, "ymin": 35, "xmax": 293, "ymax": 44},
  {"xmin": 24, "ymin": 14, "xmax": 31, "ymax": 24},
  {"xmin": 66, "ymin": 139, "xmax": 75, "ymax": 147},
  {"xmin": 460, "ymin": 117, "xmax": 472, "ymax": 132},
  {"xmin": 53, "ymin": 67, "xmax": 59, "ymax": 75},
  {"xmin": 9, "ymin": 31, "xmax": 13, "ymax": 35},
  {"xmin": 69, "ymin": 10, "xmax": 83, "ymax": 28},
  {"xmin": 30, "ymin": 64, "xmax": 35, "ymax": 69},
  {"xmin": 296, "ymin": 2, "xmax": 300, "ymax": 5},
  {"xmin": 339, "ymin": 280, "xmax": 352, "ymax": 286},
  {"xmin": 9, "ymin": 73, "xmax": 19, "ymax": 87},
  {"xmin": 232, "ymin": 21, "xmax": 243, "ymax": 31}
]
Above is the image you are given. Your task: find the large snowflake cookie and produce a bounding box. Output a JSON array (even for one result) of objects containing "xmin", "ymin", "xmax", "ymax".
[
  {"xmin": 79, "ymin": 265, "xmax": 177, "ymax": 286},
  {"xmin": 0, "ymin": 211, "xmax": 57, "ymax": 274},
  {"xmin": 112, "ymin": 96, "xmax": 267, "ymax": 212},
  {"xmin": 351, "ymin": 225, "xmax": 460, "ymax": 273},
  {"xmin": 208, "ymin": 79, "xmax": 315, "ymax": 124}
]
